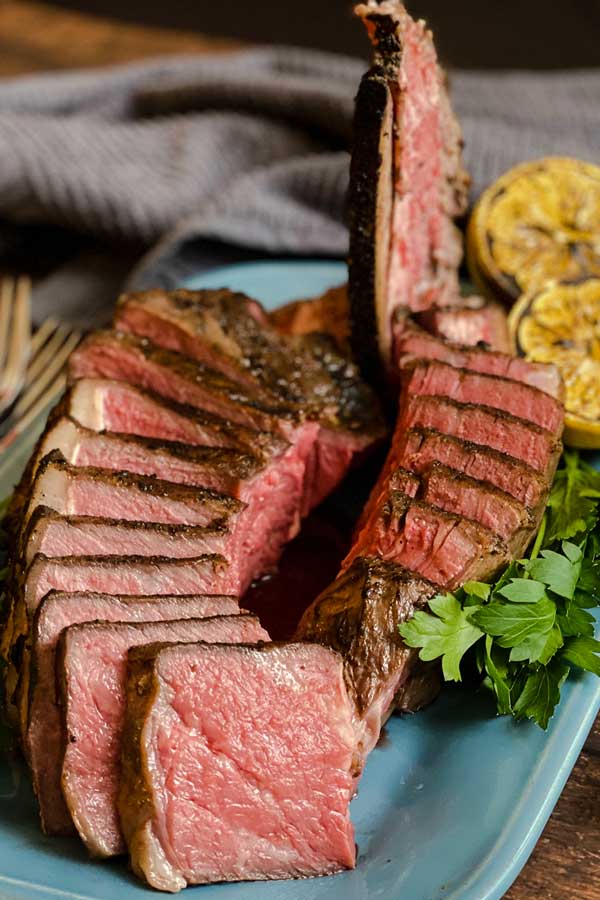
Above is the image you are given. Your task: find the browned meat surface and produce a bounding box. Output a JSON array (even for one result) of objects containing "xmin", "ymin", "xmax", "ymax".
[
  {"xmin": 348, "ymin": 0, "xmax": 470, "ymax": 384},
  {"xmin": 296, "ymin": 556, "xmax": 438, "ymax": 764},
  {"xmin": 270, "ymin": 284, "xmax": 350, "ymax": 353}
]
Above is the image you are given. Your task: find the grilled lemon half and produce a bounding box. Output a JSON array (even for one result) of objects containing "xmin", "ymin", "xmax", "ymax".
[
  {"xmin": 509, "ymin": 279, "xmax": 600, "ymax": 448},
  {"xmin": 468, "ymin": 157, "xmax": 600, "ymax": 305}
]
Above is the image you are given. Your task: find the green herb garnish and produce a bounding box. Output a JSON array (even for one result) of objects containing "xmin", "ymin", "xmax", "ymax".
[{"xmin": 399, "ymin": 451, "xmax": 600, "ymax": 730}]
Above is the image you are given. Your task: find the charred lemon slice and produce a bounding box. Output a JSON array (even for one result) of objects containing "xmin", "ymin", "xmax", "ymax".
[
  {"xmin": 468, "ymin": 157, "xmax": 600, "ymax": 305},
  {"xmin": 509, "ymin": 279, "xmax": 600, "ymax": 447}
]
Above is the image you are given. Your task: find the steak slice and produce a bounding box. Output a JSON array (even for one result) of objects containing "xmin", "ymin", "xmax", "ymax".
[
  {"xmin": 22, "ymin": 450, "xmax": 242, "ymax": 533},
  {"xmin": 37, "ymin": 414, "xmax": 262, "ymax": 495},
  {"xmin": 402, "ymin": 394, "xmax": 561, "ymax": 474},
  {"xmin": 347, "ymin": 492, "xmax": 508, "ymax": 588},
  {"xmin": 296, "ymin": 556, "xmax": 438, "ymax": 764},
  {"xmin": 113, "ymin": 291, "xmax": 386, "ymax": 510},
  {"xmin": 393, "ymin": 314, "xmax": 564, "ymax": 399},
  {"xmin": 22, "ymin": 553, "xmax": 233, "ymax": 617},
  {"xmin": 23, "ymin": 508, "xmax": 229, "ymax": 565},
  {"xmin": 68, "ymin": 331, "xmax": 333, "ymax": 513},
  {"xmin": 397, "ymin": 427, "xmax": 548, "ymax": 510},
  {"xmin": 119, "ymin": 642, "xmax": 356, "ymax": 889},
  {"xmin": 59, "ymin": 614, "xmax": 269, "ymax": 857},
  {"xmin": 418, "ymin": 462, "xmax": 535, "ymax": 556},
  {"xmin": 348, "ymin": 1, "xmax": 469, "ymax": 382},
  {"xmin": 404, "ymin": 359, "xmax": 564, "ymax": 436},
  {"xmin": 32, "ymin": 417, "xmax": 305, "ymax": 579},
  {"xmin": 67, "ymin": 378, "xmax": 284, "ymax": 459},
  {"xmin": 115, "ymin": 288, "xmax": 383, "ymax": 442},
  {"xmin": 27, "ymin": 592, "xmax": 240, "ymax": 837},
  {"xmin": 416, "ymin": 297, "xmax": 510, "ymax": 353},
  {"xmin": 68, "ymin": 330, "xmax": 295, "ymax": 435}
]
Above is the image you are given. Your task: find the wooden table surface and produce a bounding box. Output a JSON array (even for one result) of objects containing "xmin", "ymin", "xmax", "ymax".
[{"xmin": 0, "ymin": 2, "xmax": 598, "ymax": 897}]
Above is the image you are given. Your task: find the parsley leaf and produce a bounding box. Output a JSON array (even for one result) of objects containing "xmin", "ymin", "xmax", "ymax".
[
  {"xmin": 513, "ymin": 660, "xmax": 570, "ymax": 730},
  {"xmin": 526, "ymin": 546, "xmax": 581, "ymax": 599},
  {"xmin": 561, "ymin": 636, "xmax": 600, "ymax": 677},
  {"xmin": 546, "ymin": 451, "xmax": 600, "ymax": 543},
  {"xmin": 398, "ymin": 593, "xmax": 483, "ymax": 682},
  {"xmin": 470, "ymin": 596, "xmax": 556, "ymax": 648},
  {"xmin": 397, "ymin": 450, "xmax": 600, "ymax": 730}
]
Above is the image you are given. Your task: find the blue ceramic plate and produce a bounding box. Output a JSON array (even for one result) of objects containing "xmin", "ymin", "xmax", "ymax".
[{"xmin": 0, "ymin": 260, "xmax": 598, "ymax": 900}]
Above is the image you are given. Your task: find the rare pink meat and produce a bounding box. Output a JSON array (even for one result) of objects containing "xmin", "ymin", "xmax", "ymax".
[
  {"xmin": 394, "ymin": 315, "xmax": 564, "ymax": 399},
  {"xmin": 60, "ymin": 614, "xmax": 268, "ymax": 856},
  {"xmin": 27, "ymin": 592, "xmax": 240, "ymax": 836},
  {"xmin": 404, "ymin": 359, "xmax": 564, "ymax": 435},
  {"xmin": 119, "ymin": 642, "xmax": 356, "ymax": 890},
  {"xmin": 23, "ymin": 553, "xmax": 235, "ymax": 613},
  {"xmin": 401, "ymin": 394, "xmax": 560, "ymax": 473},
  {"xmin": 24, "ymin": 509, "xmax": 229, "ymax": 566}
]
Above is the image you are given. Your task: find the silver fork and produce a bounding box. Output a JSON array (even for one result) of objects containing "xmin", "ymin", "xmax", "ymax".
[
  {"xmin": 0, "ymin": 317, "xmax": 81, "ymax": 453},
  {"xmin": 0, "ymin": 276, "xmax": 32, "ymax": 416}
]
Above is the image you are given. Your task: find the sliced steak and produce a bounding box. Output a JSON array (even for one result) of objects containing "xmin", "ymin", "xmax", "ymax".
[
  {"xmin": 404, "ymin": 359, "xmax": 564, "ymax": 435},
  {"xmin": 119, "ymin": 642, "xmax": 356, "ymax": 889},
  {"xmin": 394, "ymin": 314, "xmax": 564, "ymax": 399},
  {"xmin": 114, "ymin": 288, "xmax": 282, "ymax": 402},
  {"xmin": 60, "ymin": 614, "xmax": 269, "ymax": 857},
  {"xmin": 296, "ymin": 556, "xmax": 438, "ymax": 764},
  {"xmin": 418, "ymin": 462, "xmax": 535, "ymax": 556},
  {"xmin": 349, "ymin": 1, "xmax": 469, "ymax": 382},
  {"xmin": 22, "ymin": 450, "xmax": 242, "ymax": 533},
  {"xmin": 416, "ymin": 298, "xmax": 510, "ymax": 353},
  {"xmin": 113, "ymin": 291, "xmax": 386, "ymax": 509},
  {"xmin": 114, "ymin": 288, "xmax": 383, "ymax": 443},
  {"xmin": 68, "ymin": 330, "xmax": 294, "ymax": 435},
  {"xmin": 67, "ymin": 378, "xmax": 284, "ymax": 459},
  {"xmin": 23, "ymin": 508, "xmax": 229, "ymax": 565},
  {"xmin": 347, "ymin": 492, "xmax": 508, "ymax": 588},
  {"xmin": 36, "ymin": 414, "xmax": 262, "ymax": 495},
  {"xmin": 27, "ymin": 592, "xmax": 240, "ymax": 836},
  {"xmin": 396, "ymin": 427, "xmax": 548, "ymax": 510},
  {"xmin": 32, "ymin": 418, "xmax": 305, "ymax": 578},
  {"xmin": 22, "ymin": 553, "xmax": 233, "ymax": 618},
  {"xmin": 401, "ymin": 394, "xmax": 561, "ymax": 474}
]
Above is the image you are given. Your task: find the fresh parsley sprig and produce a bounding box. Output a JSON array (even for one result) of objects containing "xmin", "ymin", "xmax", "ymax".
[{"xmin": 399, "ymin": 451, "xmax": 600, "ymax": 730}]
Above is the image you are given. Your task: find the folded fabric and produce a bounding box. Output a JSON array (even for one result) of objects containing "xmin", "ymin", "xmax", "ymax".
[{"xmin": 0, "ymin": 47, "xmax": 597, "ymax": 319}]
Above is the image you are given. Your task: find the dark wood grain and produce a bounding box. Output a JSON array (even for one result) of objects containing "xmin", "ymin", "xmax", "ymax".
[{"xmin": 0, "ymin": 3, "xmax": 598, "ymax": 897}]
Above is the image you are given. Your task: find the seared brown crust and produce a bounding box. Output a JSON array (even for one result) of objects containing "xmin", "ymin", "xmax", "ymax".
[
  {"xmin": 116, "ymin": 294, "xmax": 386, "ymax": 438},
  {"xmin": 296, "ymin": 556, "xmax": 437, "ymax": 717},
  {"xmin": 270, "ymin": 284, "xmax": 350, "ymax": 354},
  {"xmin": 118, "ymin": 642, "xmax": 162, "ymax": 885},
  {"xmin": 348, "ymin": 69, "xmax": 394, "ymax": 391},
  {"xmin": 403, "ymin": 426, "xmax": 549, "ymax": 504},
  {"xmin": 70, "ymin": 330, "xmax": 294, "ymax": 425},
  {"xmin": 420, "ymin": 461, "xmax": 536, "ymax": 556},
  {"xmin": 32, "ymin": 449, "xmax": 245, "ymax": 516},
  {"xmin": 23, "ymin": 506, "xmax": 230, "ymax": 546}
]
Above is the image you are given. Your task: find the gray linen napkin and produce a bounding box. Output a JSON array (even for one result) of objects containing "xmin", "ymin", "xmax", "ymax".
[{"xmin": 0, "ymin": 47, "xmax": 598, "ymax": 324}]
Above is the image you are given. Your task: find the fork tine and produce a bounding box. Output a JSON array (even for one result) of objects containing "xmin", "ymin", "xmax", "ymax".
[
  {"xmin": 0, "ymin": 373, "xmax": 67, "ymax": 455},
  {"xmin": 0, "ymin": 279, "xmax": 15, "ymax": 372},
  {"xmin": 13, "ymin": 330, "xmax": 80, "ymax": 419},
  {"xmin": 24, "ymin": 323, "xmax": 72, "ymax": 388},
  {"xmin": 28, "ymin": 317, "xmax": 59, "ymax": 361},
  {"xmin": 0, "ymin": 277, "xmax": 31, "ymax": 412}
]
